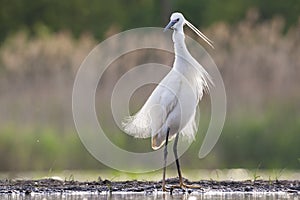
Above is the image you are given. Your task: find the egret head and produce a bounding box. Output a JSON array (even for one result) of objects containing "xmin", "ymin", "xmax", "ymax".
[
  {"xmin": 163, "ymin": 12, "xmax": 185, "ymax": 32},
  {"xmin": 164, "ymin": 12, "xmax": 214, "ymax": 49}
]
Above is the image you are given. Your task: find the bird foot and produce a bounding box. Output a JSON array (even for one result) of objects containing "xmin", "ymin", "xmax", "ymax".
[
  {"xmin": 162, "ymin": 186, "xmax": 168, "ymax": 192},
  {"xmin": 172, "ymin": 182, "xmax": 202, "ymax": 190},
  {"xmin": 162, "ymin": 182, "xmax": 202, "ymax": 193}
]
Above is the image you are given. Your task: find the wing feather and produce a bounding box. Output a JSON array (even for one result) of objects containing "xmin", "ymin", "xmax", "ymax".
[{"xmin": 122, "ymin": 71, "xmax": 180, "ymax": 140}]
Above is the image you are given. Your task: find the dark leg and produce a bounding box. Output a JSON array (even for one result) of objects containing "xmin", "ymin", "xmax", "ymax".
[
  {"xmin": 172, "ymin": 133, "xmax": 202, "ymax": 190},
  {"xmin": 173, "ymin": 133, "xmax": 183, "ymax": 187},
  {"xmin": 162, "ymin": 127, "xmax": 170, "ymax": 191}
]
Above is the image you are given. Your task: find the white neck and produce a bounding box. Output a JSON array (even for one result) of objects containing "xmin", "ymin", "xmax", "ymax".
[
  {"xmin": 172, "ymin": 27, "xmax": 189, "ymax": 58},
  {"xmin": 172, "ymin": 26, "xmax": 193, "ymax": 75}
]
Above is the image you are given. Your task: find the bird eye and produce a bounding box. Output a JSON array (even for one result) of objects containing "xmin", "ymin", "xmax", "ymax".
[{"xmin": 176, "ymin": 18, "xmax": 180, "ymax": 22}]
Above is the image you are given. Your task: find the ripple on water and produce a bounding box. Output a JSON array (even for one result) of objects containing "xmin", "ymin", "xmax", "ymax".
[{"xmin": 0, "ymin": 192, "xmax": 299, "ymax": 200}]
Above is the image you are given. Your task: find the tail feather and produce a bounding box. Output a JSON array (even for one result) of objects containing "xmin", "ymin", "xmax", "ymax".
[
  {"xmin": 180, "ymin": 108, "xmax": 200, "ymax": 143},
  {"xmin": 122, "ymin": 111, "xmax": 151, "ymax": 138}
]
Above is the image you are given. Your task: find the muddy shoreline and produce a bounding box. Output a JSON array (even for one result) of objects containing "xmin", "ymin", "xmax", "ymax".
[{"xmin": 0, "ymin": 178, "xmax": 299, "ymax": 195}]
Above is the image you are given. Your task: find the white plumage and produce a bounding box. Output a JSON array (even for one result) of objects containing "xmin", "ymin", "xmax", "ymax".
[{"xmin": 122, "ymin": 12, "xmax": 213, "ymax": 150}]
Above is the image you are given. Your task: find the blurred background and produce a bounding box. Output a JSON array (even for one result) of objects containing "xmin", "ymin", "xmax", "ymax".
[{"xmin": 0, "ymin": 0, "xmax": 299, "ymax": 175}]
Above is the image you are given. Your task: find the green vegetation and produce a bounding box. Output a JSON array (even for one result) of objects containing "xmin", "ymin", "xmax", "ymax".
[
  {"xmin": 218, "ymin": 108, "xmax": 300, "ymax": 169},
  {"xmin": 0, "ymin": 0, "xmax": 299, "ymax": 43},
  {"xmin": 0, "ymin": 107, "xmax": 299, "ymax": 171},
  {"xmin": 0, "ymin": 126, "xmax": 102, "ymax": 171}
]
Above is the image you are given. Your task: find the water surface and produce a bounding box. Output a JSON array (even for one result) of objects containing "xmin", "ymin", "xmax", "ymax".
[{"xmin": 0, "ymin": 192, "xmax": 298, "ymax": 200}]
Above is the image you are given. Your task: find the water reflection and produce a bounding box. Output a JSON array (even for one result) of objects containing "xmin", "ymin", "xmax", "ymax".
[{"xmin": 0, "ymin": 192, "xmax": 298, "ymax": 200}]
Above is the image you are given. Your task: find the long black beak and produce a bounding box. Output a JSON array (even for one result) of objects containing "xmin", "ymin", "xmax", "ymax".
[{"xmin": 163, "ymin": 20, "xmax": 177, "ymax": 32}]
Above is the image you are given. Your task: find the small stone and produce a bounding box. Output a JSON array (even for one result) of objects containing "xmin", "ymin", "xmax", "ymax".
[
  {"xmin": 24, "ymin": 190, "xmax": 31, "ymax": 195},
  {"xmin": 244, "ymin": 186, "xmax": 253, "ymax": 192}
]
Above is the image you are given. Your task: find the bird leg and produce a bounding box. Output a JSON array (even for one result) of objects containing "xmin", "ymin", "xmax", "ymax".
[
  {"xmin": 162, "ymin": 131, "xmax": 201, "ymax": 192},
  {"xmin": 172, "ymin": 133, "xmax": 202, "ymax": 190},
  {"xmin": 173, "ymin": 133, "xmax": 183, "ymax": 186},
  {"xmin": 162, "ymin": 127, "xmax": 170, "ymax": 192}
]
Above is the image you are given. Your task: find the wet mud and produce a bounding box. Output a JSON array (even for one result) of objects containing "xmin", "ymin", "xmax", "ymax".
[{"xmin": 0, "ymin": 178, "xmax": 299, "ymax": 195}]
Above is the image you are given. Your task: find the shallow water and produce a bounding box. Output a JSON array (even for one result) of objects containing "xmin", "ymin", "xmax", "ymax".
[{"xmin": 0, "ymin": 192, "xmax": 298, "ymax": 200}]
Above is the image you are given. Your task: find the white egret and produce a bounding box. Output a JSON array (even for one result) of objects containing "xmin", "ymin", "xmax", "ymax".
[{"xmin": 122, "ymin": 12, "xmax": 214, "ymax": 190}]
